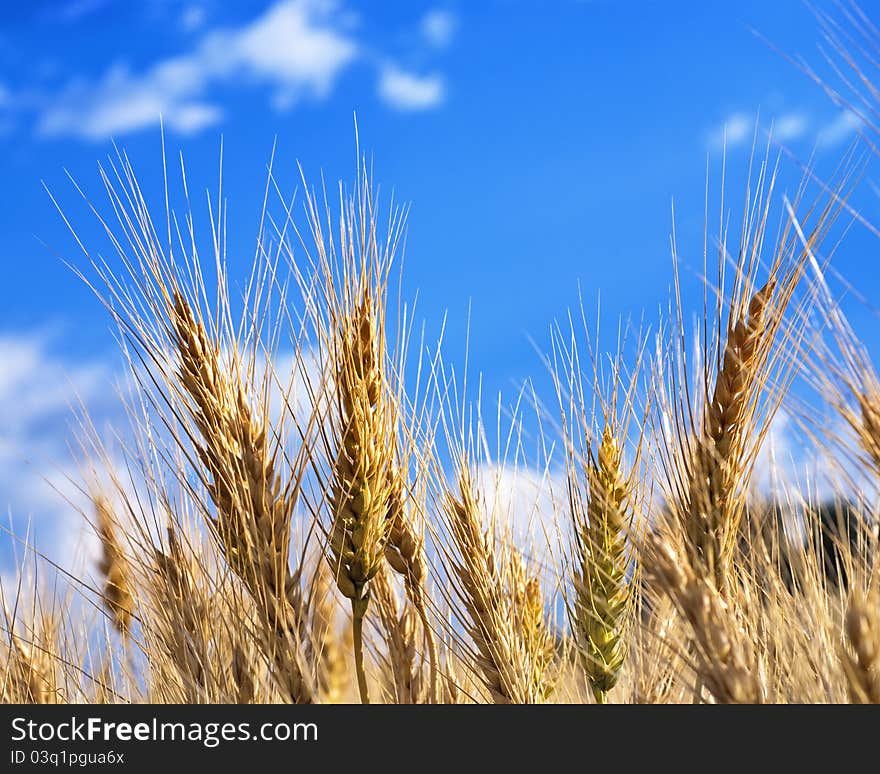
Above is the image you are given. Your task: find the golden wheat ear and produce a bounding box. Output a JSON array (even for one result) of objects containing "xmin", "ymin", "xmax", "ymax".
[
  {"xmin": 1, "ymin": 595, "xmax": 63, "ymax": 705},
  {"xmin": 149, "ymin": 527, "xmax": 210, "ymax": 702},
  {"xmin": 3, "ymin": 636, "xmax": 56, "ymax": 704},
  {"xmin": 142, "ymin": 518, "xmax": 265, "ymax": 704},
  {"xmin": 60, "ymin": 140, "xmax": 325, "ymax": 702},
  {"xmin": 383, "ymin": 468, "xmax": 440, "ymax": 702},
  {"xmin": 93, "ymin": 495, "xmax": 134, "ymax": 639},
  {"xmin": 645, "ymin": 532, "xmax": 763, "ymax": 703},
  {"xmin": 439, "ymin": 463, "xmax": 555, "ymax": 704},
  {"xmin": 652, "ymin": 151, "xmax": 847, "ymax": 596},
  {"xmin": 294, "ymin": 160, "xmax": 412, "ymax": 704},
  {"xmin": 309, "ymin": 560, "xmax": 351, "ymax": 703},
  {"xmin": 798, "ymin": 242, "xmax": 880, "ymax": 497},
  {"xmin": 324, "ymin": 294, "xmax": 397, "ymax": 704},
  {"xmin": 168, "ymin": 291, "xmax": 316, "ymax": 703},
  {"xmin": 371, "ymin": 567, "xmax": 429, "ymax": 703},
  {"xmin": 842, "ymin": 588, "xmax": 880, "ymax": 703},
  {"xmin": 442, "ymin": 466, "xmax": 510, "ymax": 703},
  {"xmin": 681, "ymin": 280, "xmax": 778, "ymax": 590}
]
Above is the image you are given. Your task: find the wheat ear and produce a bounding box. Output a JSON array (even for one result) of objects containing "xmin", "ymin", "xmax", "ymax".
[
  {"xmin": 684, "ymin": 281, "xmax": 775, "ymax": 590},
  {"xmin": 94, "ymin": 496, "xmax": 134, "ymax": 638},
  {"xmin": 326, "ymin": 294, "xmax": 397, "ymax": 703},
  {"xmin": 444, "ymin": 466, "xmax": 554, "ymax": 703},
  {"xmin": 2, "ymin": 636, "xmax": 56, "ymax": 704},
  {"xmin": 843, "ymin": 589, "xmax": 880, "ymax": 703},
  {"xmin": 151, "ymin": 528, "xmax": 209, "ymax": 701},
  {"xmin": 570, "ymin": 424, "xmax": 632, "ymax": 703},
  {"xmin": 509, "ymin": 550, "xmax": 557, "ymax": 701},
  {"xmin": 647, "ymin": 533, "xmax": 763, "ymax": 703},
  {"xmin": 856, "ymin": 394, "xmax": 880, "ymax": 475},
  {"xmin": 444, "ymin": 468, "xmax": 511, "ymax": 702},
  {"xmin": 384, "ymin": 475, "xmax": 439, "ymax": 701},
  {"xmin": 170, "ymin": 292, "xmax": 313, "ymax": 703},
  {"xmin": 310, "ymin": 562, "xmax": 349, "ymax": 703},
  {"xmin": 373, "ymin": 568, "xmax": 428, "ymax": 703}
]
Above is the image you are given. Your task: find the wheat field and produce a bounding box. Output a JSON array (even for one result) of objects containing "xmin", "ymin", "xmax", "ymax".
[{"xmin": 4, "ymin": 9, "xmax": 880, "ymax": 707}]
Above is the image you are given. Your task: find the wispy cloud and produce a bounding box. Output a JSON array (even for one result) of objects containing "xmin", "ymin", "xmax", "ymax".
[
  {"xmin": 818, "ymin": 109, "xmax": 862, "ymax": 147},
  {"xmin": 752, "ymin": 406, "xmax": 866, "ymax": 511},
  {"xmin": 421, "ymin": 9, "xmax": 456, "ymax": 49},
  {"xmin": 24, "ymin": 0, "xmax": 454, "ymax": 140},
  {"xmin": 38, "ymin": 0, "xmax": 359, "ymax": 140},
  {"xmin": 705, "ymin": 109, "xmax": 857, "ymax": 152},
  {"xmin": 180, "ymin": 4, "xmax": 207, "ymax": 32},
  {"xmin": 38, "ymin": 64, "xmax": 224, "ymax": 139},
  {"xmin": 772, "ymin": 112, "xmax": 808, "ymax": 142},
  {"xmin": 706, "ymin": 111, "xmax": 753, "ymax": 151},
  {"xmin": 378, "ymin": 66, "xmax": 445, "ymax": 110}
]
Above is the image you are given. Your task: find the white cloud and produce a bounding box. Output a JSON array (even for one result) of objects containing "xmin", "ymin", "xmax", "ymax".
[
  {"xmin": 818, "ymin": 109, "xmax": 862, "ymax": 148},
  {"xmin": 474, "ymin": 463, "xmax": 566, "ymax": 598},
  {"xmin": 37, "ymin": 0, "xmax": 359, "ymax": 140},
  {"xmin": 421, "ymin": 9, "xmax": 456, "ymax": 48},
  {"xmin": 18, "ymin": 0, "xmax": 455, "ymax": 140},
  {"xmin": 0, "ymin": 324, "xmax": 328, "ymax": 581},
  {"xmin": 477, "ymin": 464, "xmax": 561, "ymax": 544},
  {"xmin": 706, "ymin": 111, "xmax": 753, "ymax": 151},
  {"xmin": 378, "ymin": 66, "xmax": 445, "ymax": 110},
  {"xmin": 749, "ymin": 406, "xmax": 866, "ymax": 513},
  {"xmin": 753, "ymin": 409, "xmax": 804, "ymax": 499},
  {"xmin": 773, "ymin": 112, "xmax": 808, "ymax": 142},
  {"xmin": 162, "ymin": 102, "xmax": 222, "ymax": 134},
  {"xmin": 39, "ymin": 62, "xmax": 223, "ymax": 139},
  {"xmin": 181, "ymin": 4, "xmax": 207, "ymax": 32},
  {"xmin": 211, "ymin": 0, "xmax": 358, "ymax": 96},
  {"xmin": 707, "ymin": 111, "xmax": 816, "ymax": 151},
  {"xmin": 0, "ymin": 332, "xmax": 120, "ymax": 575}
]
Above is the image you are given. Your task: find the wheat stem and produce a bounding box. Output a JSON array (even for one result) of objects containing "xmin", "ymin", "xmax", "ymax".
[{"xmin": 351, "ymin": 592, "xmax": 370, "ymax": 704}]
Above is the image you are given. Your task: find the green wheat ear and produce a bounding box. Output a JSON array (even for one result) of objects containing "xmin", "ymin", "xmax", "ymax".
[{"xmin": 573, "ymin": 424, "xmax": 631, "ymax": 704}]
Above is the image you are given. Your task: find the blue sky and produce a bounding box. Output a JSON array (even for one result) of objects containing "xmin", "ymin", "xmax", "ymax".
[{"xmin": 1, "ymin": 0, "xmax": 879, "ymax": 569}]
